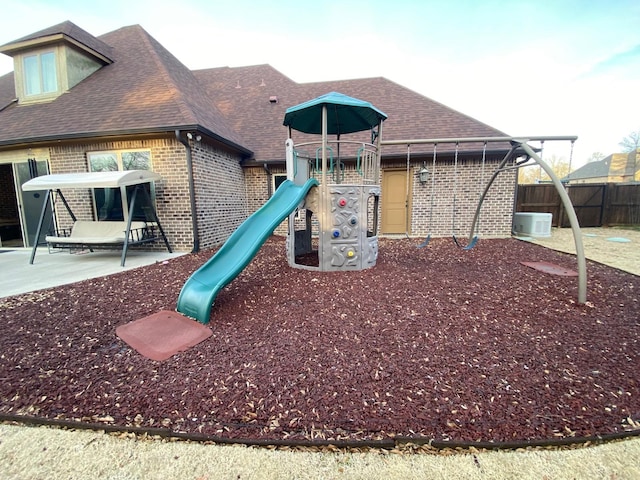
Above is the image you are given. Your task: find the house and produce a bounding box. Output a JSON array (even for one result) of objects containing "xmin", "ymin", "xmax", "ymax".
[
  {"xmin": 0, "ymin": 21, "xmax": 516, "ymax": 252},
  {"xmin": 565, "ymin": 150, "xmax": 640, "ymax": 184}
]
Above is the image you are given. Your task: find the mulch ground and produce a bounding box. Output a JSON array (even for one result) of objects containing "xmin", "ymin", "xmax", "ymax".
[{"xmin": 0, "ymin": 237, "xmax": 638, "ymax": 444}]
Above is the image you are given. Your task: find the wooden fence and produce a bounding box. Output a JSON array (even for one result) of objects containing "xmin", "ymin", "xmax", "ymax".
[{"xmin": 515, "ymin": 183, "xmax": 640, "ymax": 227}]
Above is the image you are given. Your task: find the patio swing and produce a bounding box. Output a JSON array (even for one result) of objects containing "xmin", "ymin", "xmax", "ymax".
[{"xmin": 22, "ymin": 170, "xmax": 172, "ymax": 266}]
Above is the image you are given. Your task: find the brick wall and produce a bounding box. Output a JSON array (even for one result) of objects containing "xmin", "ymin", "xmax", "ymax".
[
  {"xmin": 245, "ymin": 165, "xmax": 288, "ymax": 235},
  {"xmin": 48, "ymin": 145, "xmax": 95, "ymax": 230},
  {"xmin": 407, "ymin": 154, "xmax": 516, "ymax": 238},
  {"xmin": 47, "ymin": 138, "xmax": 194, "ymax": 252},
  {"xmin": 244, "ymin": 156, "xmax": 516, "ymax": 239},
  {"xmin": 190, "ymin": 142, "xmax": 248, "ymax": 248}
]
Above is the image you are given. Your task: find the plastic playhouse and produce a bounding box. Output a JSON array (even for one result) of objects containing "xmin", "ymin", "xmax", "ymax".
[
  {"xmin": 175, "ymin": 92, "xmax": 386, "ymax": 323},
  {"xmin": 283, "ymin": 91, "xmax": 387, "ymax": 271}
]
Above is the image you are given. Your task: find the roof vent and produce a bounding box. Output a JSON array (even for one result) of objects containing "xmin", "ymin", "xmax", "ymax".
[
  {"xmin": 235, "ymin": 80, "xmax": 241, "ymax": 89},
  {"xmin": 269, "ymin": 96, "xmax": 278, "ymax": 104},
  {"xmin": 260, "ymin": 78, "xmax": 266, "ymax": 87}
]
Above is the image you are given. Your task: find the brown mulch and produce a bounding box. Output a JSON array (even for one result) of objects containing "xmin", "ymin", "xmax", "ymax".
[{"xmin": 0, "ymin": 237, "xmax": 638, "ymax": 444}]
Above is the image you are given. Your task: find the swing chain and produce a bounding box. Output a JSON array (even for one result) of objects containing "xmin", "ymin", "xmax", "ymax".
[
  {"xmin": 567, "ymin": 140, "xmax": 575, "ymax": 182},
  {"xmin": 452, "ymin": 142, "xmax": 460, "ymax": 234}
]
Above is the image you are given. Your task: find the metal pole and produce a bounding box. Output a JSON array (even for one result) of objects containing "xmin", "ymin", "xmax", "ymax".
[
  {"xmin": 520, "ymin": 142, "xmax": 587, "ymax": 304},
  {"xmin": 29, "ymin": 189, "xmax": 52, "ymax": 264},
  {"xmin": 381, "ymin": 135, "xmax": 578, "ymax": 146},
  {"xmin": 321, "ymin": 105, "xmax": 328, "ymax": 268},
  {"xmin": 467, "ymin": 145, "xmax": 520, "ymax": 244}
]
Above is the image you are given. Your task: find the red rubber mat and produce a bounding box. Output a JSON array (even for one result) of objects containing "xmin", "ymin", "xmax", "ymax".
[
  {"xmin": 520, "ymin": 261, "xmax": 578, "ymax": 277},
  {"xmin": 116, "ymin": 310, "xmax": 212, "ymax": 361}
]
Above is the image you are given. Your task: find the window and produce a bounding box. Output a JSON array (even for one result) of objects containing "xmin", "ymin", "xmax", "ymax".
[
  {"xmin": 87, "ymin": 149, "xmax": 154, "ymax": 221},
  {"xmin": 23, "ymin": 51, "xmax": 58, "ymax": 96},
  {"xmin": 88, "ymin": 150, "xmax": 151, "ymax": 172},
  {"xmin": 272, "ymin": 173, "xmax": 287, "ymax": 193}
]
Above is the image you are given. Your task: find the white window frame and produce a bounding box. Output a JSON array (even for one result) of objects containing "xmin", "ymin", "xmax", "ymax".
[
  {"xmin": 17, "ymin": 48, "xmax": 60, "ymax": 102},
  {"xmin": 272, "ymin": 173, "xmax": 302, "ymax": 220},
  {"xmin": 87, "ymin": 149, "xmax": 154, "ymax": 221},
  {"xmin": 87, "ymin": 149, "xmax": 152, "ymax": 172},
  {"xmin": 272, "ymin": 173, "xmax": 288, "ymax": 194}
]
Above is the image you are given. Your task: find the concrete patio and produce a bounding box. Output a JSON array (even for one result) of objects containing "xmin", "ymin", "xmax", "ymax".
[{"xmin": 0, "ymin": 247, "xmax": 184, "ymax": 298}]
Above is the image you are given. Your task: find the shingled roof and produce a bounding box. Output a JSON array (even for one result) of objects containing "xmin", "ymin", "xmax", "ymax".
[
  {"xmin": 194, "ymin": 66, "xmax": 509, "ymax": 162},
  {"xmin": 566, "ymin": 151, "xmax": 639, "ymax": 182},
  {"xmin": 1, "ymin": 22, "xmax": 509, "ymax": 163},
  {"xmin": 0, "ymin": 24, "xmax": 250, "ymax": 156},
  {"xmin": 0, "ymin": 20, "xmax": 114, "ymax": 63}
]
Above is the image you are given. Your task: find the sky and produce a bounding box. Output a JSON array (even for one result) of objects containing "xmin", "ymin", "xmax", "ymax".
[{"xmin": 1, "ymin": 0, "xmax": 639, "ymax": 169}]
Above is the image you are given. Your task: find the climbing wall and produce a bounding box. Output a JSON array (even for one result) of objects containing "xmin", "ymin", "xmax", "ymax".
[{"xmin": 322, "ymin": 185, "xmax": 378, "ymax": 271}]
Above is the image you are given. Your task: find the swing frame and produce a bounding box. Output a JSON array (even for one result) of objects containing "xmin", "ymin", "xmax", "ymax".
[
  {"xmin": 22, "ymin": 170, "xmax": 172, "ymax": 267},
  {"xmin": 382, "ymin": 135, "xmax": 586, "ymax": 304}
]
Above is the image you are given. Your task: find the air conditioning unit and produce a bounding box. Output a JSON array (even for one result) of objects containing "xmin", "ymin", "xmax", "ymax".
[{"xmin": 513, "ymin": 212, "xmax": 552, "ymax": 238}]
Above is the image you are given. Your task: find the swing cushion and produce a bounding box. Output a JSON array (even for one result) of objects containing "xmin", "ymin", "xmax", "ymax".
[{"xmin": 46, "ymin": 221, "xmax": 148, "ymax": 245}]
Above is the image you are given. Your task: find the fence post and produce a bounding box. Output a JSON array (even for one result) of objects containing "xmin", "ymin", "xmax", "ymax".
[{"xmin": 602, "ymin": 183, "xmax": 612, "ymax": 227}]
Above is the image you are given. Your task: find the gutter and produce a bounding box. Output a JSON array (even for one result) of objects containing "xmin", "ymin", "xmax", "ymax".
[
  {"xmin": 0, "ymin": 125, "xmax": 253, "ymax": 160},
  {"xmin": 175, "ymin": 130, "xmax": 200, "ymax": 253},
  {"xmin": 263, "ymin": 163, "xmax": 272, "ymax": 196}
]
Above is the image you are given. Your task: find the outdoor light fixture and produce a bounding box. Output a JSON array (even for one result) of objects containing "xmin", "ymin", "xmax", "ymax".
[{"xmin": 418, "ymin": 164, "xmax": 429, "ymax": 185}]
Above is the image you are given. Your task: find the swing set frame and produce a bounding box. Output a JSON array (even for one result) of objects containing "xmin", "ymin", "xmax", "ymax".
[{"xmin": 382, "ymin": 135, "xmax": 586, "ymax": 304}]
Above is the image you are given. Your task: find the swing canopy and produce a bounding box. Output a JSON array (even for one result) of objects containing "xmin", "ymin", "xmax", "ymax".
[
  {"xmin": 22, "ymin": 170, "xmax": 171, "ymax": 267},
  {"xmin": 22, "ymin": 170, "xmax": 162, "ymax": 191},
  {"xmin": 283, "ymin": 92, "xmax": 387, "ymax": 135}
]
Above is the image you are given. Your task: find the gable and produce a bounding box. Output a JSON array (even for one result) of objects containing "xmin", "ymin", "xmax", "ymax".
[{"xmin": 0, "ymin": 21, "xmax": 113, "ymax": 104}]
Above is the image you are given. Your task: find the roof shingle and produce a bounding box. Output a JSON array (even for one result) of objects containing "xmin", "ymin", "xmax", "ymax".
[
  {"xmin": 194, "ymin": 67, "xmax": 509, "ymax": 161},
  {"xmin": 0, "ymin": 21, "xmax": 113, "ymax": 62},
  {"xmin": 1, "ymin": 22, "xmax": 509, "ymax": 161},
  {"xmin": 0, "ymin": 24, "xmax": 250, "ymax": 155}
]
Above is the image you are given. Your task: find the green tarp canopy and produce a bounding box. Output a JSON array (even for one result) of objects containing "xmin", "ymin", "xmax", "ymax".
[{"xmin": 283, "ymin": 92, "xmax": 387, "ymax": 135}]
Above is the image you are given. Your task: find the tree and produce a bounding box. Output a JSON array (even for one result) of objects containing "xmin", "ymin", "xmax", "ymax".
[
  {"xmin": 517, "ymin": 154, "xmax": 570, "ymax": 184},
  {"xmin": 586, "ymin": 152, "xmax": 605, "ymax": 163},
  {"xmin": 619, "ymin": 129, "xmax": 640, "ymax": 153}
]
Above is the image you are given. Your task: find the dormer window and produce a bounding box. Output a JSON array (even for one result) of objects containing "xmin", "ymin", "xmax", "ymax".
[
  {"xmin": 0, "ymin": 21, "xmax": 113, "ymax": 105},
  {"xmin": 23, "ymin": 50, "xmax": 58, "ymax": 96}
]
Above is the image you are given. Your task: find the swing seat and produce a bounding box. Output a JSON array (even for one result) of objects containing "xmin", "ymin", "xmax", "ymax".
[
  {"xmin": 452, "ymin": 235, "xmax": 479, "ymax": 250},
  {"xmin": 416, "ymin": 235, "xmax": 431, "ymax": 248}
]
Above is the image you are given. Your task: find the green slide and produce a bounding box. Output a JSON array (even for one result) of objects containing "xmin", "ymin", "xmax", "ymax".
[{"xmin": 177, "ymin": 178, "xmax": 318, "ymax": 324}]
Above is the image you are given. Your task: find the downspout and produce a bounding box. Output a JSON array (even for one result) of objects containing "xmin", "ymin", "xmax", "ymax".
[
  {"xmin": 263, "ymin": 163, "xmax": 272, "ymax": 196},
  {"xmin": 175, "ymin": 130, "xmax": 200, "ymax": 253}
]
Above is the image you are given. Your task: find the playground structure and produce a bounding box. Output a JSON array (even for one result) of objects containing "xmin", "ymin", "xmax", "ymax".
[
  {"xmin": 176, "ymin": 92, "xmax": 387, "ymax": 323},
  {"xmin": 175, "ymin": 92, "xmax": 586, "ymax": 324},
  {"xmin": 381, "ymin": 135, "xmax": 586, "ymax": 303},
  {"xmin": 282, "ymin": 92, "xmax": 388, "ymax": 271}
]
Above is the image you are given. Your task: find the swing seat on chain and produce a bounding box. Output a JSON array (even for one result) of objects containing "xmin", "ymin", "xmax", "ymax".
[
  {"xmin": 452, "ymin": 234, "xmax": 479, "ymax": 250},
  {"xmin": 417, "ymin": 234, "xmax": 431, "ymax": 248}
]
